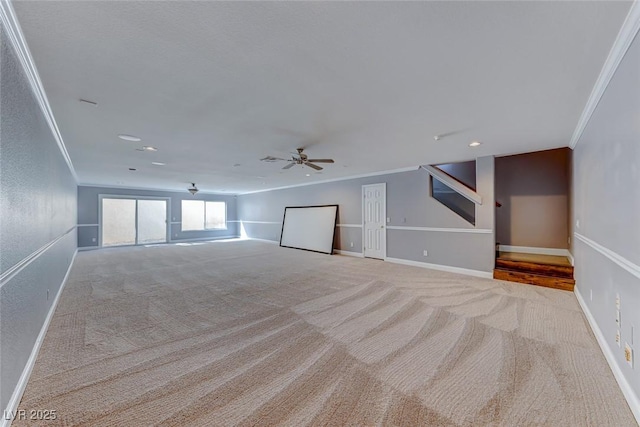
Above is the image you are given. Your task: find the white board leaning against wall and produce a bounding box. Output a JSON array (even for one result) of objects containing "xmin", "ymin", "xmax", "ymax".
[{"xmin": 280, "ymin": 205, "xmax": 338, "ymax": 254}]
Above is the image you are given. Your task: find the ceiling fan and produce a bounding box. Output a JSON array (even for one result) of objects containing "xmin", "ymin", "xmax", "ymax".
[{"xmin": 261, "ymin": 148, "xmax": 335, "ymax": 171}]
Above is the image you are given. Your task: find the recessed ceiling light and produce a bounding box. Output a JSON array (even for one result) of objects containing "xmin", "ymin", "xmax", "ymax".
[
  {"xmin": 142, "ymin": 146, "xmax": 158, "ymax": 151},
  {"xmin": 151, "ymin": 162, "xmax": 165, "ymax": 166},
  {"xmin": 469, "ymin": 141, "xmax": 482, "ymax": 147},
  {"xmin": 434, "ymin": 135, "xmax": 441, "ymax": 141},
  {"xmin": 305, "ymin": 174, "xmax": 311, "ymax": 177},
  {"xmin": 118, "ymin": 134, "xmax": 142, "ymax": 142}
]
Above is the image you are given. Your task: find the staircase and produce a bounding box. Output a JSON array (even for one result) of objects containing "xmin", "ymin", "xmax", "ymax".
[{"xmin": 493, "ymin": 252, "xmax": 575, "ymax": 291}]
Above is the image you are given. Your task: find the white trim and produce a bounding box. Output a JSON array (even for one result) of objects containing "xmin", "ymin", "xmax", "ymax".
[
  {"xmin": 334, "ymin": 250, "xmax": 364, "ymax": 258},
  {"xmin": 0, "ymin": 2, "xmax": 78, "ymax": 182},
  {"xmin": 575, "ymin": 287, "xmax": 640, "ymax": 424},
  {"xmin": 79, "ymin": 183, "xmax": 232, "ymax": 196},
  {"xmin": 77, "ymin": 223, "xmax": 99, "ymax": 227},
  {"xmin": 239, "ymin": 166, "xmax": 418, "ymax": 195},
  {"xmin": 567, "ymin": 252, "xmax": 575, "ymax": 267},
  {"xmin": 420, "ymin": 165, "xmax": 482, "ymax": 205},
  {"xmin": 388, "ymin": 226, "xmax": 492, "ymax": 234},
  {"xmin": 248, "ymin": 238, "xmax": 279, "ymax": 245},
  {"xmin": 227, "ymin": 220, "xmax": 241, "ymax": 223},
  {"xmin": 570, "ymin": 1, "xmax": 640, "ymax": 149},
  {"xmin": 241, "ymin": 220, "xmax": 281, "ymax": 225},
  {"xmin": 169, "ymin": 235, "xmax": 239, "ymax": 243},
  {"xmin": 1, "ymin": 249, "xmax": 78, "ymax": 427},
  {"xmin": 497, "ymin": 245, "xmax": 571, "ymax": 258},
  {"xmin": 575, "ymin": 233, "xmax": 640, "ymax": 280},
  {"xmin": 0, "ymin": 227, "xmax": 76, "ymax": 289},
  {"xmin": 336, "ymin": 224, "xmax": 362, "ymax": 228},
  {"xmin": 385, "ymin": 257, "xmax": 493, "ymax": 279}
]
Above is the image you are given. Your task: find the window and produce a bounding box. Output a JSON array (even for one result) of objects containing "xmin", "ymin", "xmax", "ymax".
[
  {"xmin": 205, "ymin": 201, "xmax": 226, "ymax": 229},
  {"xmin": 181, "ymin": 200, "xmax": 226, "ymax": 231}
]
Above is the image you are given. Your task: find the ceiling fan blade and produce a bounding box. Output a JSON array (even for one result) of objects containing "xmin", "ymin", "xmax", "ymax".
[
  {"xmin": 306, "ymin": 159, "xmax": 334, "ymax": 163},
  {"xmin": 305, "ymin": 162, "xmax": 323, "ymax": 171},
  {"xmin": 282, "ymin": 162, "xmax": 296, "ymax": 170},
  {"xmin": 261, "ymin": 156, "xmax": 287, "ymax": 162}
]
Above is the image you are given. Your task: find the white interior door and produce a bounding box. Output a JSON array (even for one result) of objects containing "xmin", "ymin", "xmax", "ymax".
[{"xmin": 362, "ymin": 183, "xmax": 386, "ymax": 259}]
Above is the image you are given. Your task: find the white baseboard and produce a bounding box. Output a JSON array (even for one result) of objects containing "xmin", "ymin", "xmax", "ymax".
[
  {"xmin": 498, "ymin": 245, "xmax": 571, "ymax": 258},
  {"xmin": 575, "ymin": 287, "xmax": 640, "ymax": 424},
  {"xmin": 170, "ymin": 235, "xmax": 240, "ymax": 243},
  {"xmin": 567, "ymin": 252, "xmax": 575, "ymax": 266},
  {"xmin": 334, "ymin": 250, "xmax": 364, "ymax": 258},
  {"xmin": 248, "ymin": 238, "xmax": 279, "ymax": 245},
  {"xmin": 385, "ymin": 257, "xmax": 493, "ymax": 279},
  {"xmin": 2, "ymin": 249, "xmax": 78, "ymax": 427}
]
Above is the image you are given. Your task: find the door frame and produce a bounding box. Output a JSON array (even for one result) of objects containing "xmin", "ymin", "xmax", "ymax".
[
  {"xmin": 98, "ymin": 194, "xmax": 171, "ymax": 247},
  {"xmin": 361, "ymin": 183, "xmax": 387, "ymax": 260}
]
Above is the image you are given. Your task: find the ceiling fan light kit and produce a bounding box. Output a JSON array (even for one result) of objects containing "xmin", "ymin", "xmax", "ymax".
[
  {"xmin": 261, "ymin": 148, "xmax": 335, "ymax": 171},
  {"xmin": 188, "ymin": 183, "xmax": 199, "ymax": 195}
]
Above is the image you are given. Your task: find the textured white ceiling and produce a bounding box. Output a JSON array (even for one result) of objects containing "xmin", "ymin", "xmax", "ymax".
[{"xmin": 13, "ymin": 1, "xmax": 632, "ymax": 194}]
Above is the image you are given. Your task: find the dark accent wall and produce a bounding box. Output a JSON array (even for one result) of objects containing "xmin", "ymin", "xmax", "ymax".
[
  {"xmin": 77, "ymin": 186, "xmax": 238, "ymax": 248},
  {"xmin": 0, "ymin": 27, "xmax": 77, "ymax": 414},
  {"xmin": 495, "ymin": 148, "xmax": 571, "ymax": 248},
  {"xmin": 573, "ymin": 33, "xmax": 640, "ymax": 403},
  {"xmin": 238, "ymin": 157, "xmax": 495, "ymax": 273}
]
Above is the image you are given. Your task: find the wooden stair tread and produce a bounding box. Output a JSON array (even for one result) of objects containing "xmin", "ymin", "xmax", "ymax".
[
  {"xmin": 495, "ymin": 259, "xmax": 573, "ymax": 278},
  {"xmin": 497, "ymin": 251, "xmax": 571, "ymax": 267},
  {"xmin": 494, "ymin": 268, "xmax": 575, "ymax": 292}
]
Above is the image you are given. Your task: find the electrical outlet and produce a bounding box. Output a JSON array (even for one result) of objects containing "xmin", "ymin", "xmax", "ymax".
[
  {"xmin": 423, "ymin": 250, "xmax": 428, "ymax": 257},
  {"xmin": 92, "ymin": 237, "xmax": 96, "ymax": 242},
  {"xmin": 625, "ymin": 343, "xmax": 633, "ymax": 367},
  {"xmin": 616, "ymin": 330, "xmax": 621, "ymax": 347},
  {"xmin": 350, "ymin": 242, "xmax": 354, "ymax": 248},
  {"xmin": 402, "ymin": 217, "xmax": 407, "ymax": 223},
  {"xmin": 386, "ymin": 217, "xmax": 390, "ymax": 223},
  {"xmin": 568, "ymin": 236, "xmax": 571, "ymax": 245},
  {"xmin": 616, "ymin": 310, "xmax": 621, "ymax": 326},
  {"xmin": 576, "ymin": 219, "xmax": 580, "ymax": 229},
  {"xmin": 616, "ymin": 293, "xmax": 621, "ymax": 310}
]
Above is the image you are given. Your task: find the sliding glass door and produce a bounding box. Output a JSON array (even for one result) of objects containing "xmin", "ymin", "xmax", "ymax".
[
  {"xmin": 101, "ymin": 197, "xmax": 168, "ymax": 247},
  {"xmin": 137, "ymin": 200, "xmax": 167, "ymax": 244}
]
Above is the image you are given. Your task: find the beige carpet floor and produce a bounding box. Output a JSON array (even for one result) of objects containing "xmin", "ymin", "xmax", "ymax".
[{"xmin": 15, "ymin": 240, "xmax": 636, "ymax": 426}]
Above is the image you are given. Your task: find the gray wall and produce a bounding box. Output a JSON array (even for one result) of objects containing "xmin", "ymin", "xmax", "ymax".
[
  {"xmin": 77, "ymin": 186, "xmax": 238, "ymax": 248},
  {"xmin": 573, "ymin": 33, "xmax": 640, "ymax": 402},
  {"xmin": 238, "ymin": 157, "xmax": 495, "ymax": 272},
  {"xmin": 495, "ymin": 148, "xmax": 570, "ymax": 249},
  {"xmin": 0, "ymin": 26, "xmax": 77, "ymax": 414}
]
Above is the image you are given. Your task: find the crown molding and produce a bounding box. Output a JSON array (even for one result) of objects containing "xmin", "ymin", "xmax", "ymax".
[
  {"xmin": 0, "ymin": 0, "xmax": 78, "ymax": 181},
  {"xmin": 569, "ymin": 1, "xmax": 640, "ymax": 149},
  {"xmin": 238, "ymin": 166, "xmax": 419, "ymax": 195}
]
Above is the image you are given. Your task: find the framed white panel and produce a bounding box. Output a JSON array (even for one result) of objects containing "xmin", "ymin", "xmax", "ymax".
[{"xmin": 280, "ymin": 205, "xmax": 338, "ymax": 254}]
